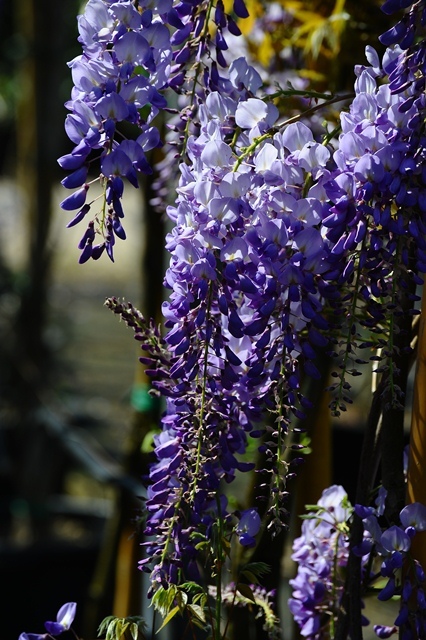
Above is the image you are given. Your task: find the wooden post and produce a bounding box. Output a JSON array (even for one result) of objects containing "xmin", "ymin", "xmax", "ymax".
[{"xmin": 407, "ymin": 283, "xmax": 426, "ymax": 571}]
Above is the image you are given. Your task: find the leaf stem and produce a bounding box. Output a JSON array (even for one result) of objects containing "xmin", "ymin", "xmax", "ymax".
[
  {"xmin": 233, "ymin": 92, "xmax": 353, "ymax": 170},
  {"xmin": 263, "ymin": 88, "xmax": 336, "ymax": 101},
  {"xmin": 191, "ymin": 283, "xmax": 214, "ymax": 502},
  {"xmin": 274, "ymin": 93, "xmax": 353, "ymax": 131}
]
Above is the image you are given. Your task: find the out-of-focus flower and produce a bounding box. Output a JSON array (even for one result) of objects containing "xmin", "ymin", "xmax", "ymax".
[
  {"xmin": 44, "ymin": 602, "xmax": 77, "ymax": 636},
  {"xmin": 19, "ymin": 602, "xmax": 77, "ymax": 640},
  {"xmin": 236, "ymin": 509, "xmax": 261, "ymax": 547}
]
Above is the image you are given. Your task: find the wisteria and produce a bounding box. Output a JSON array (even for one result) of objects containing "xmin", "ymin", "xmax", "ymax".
[
  {"xmin": 19, "ymin": 603, "xmax": 77, "ymax": 640},
  {"xmin": 58, "ymin": 0, "xmax": 171, "ymax": 262},
  {"xmin": 289, "ymin": 488, "xmax": 426, "ymax": 640},
  {"xmin": 59, "ymin": 0, "xmax": 251, "ymax": 262},
  {"xmin": 51, "ymin": 0, "xmax": 426, "ymax": 638},
  {"xmin": 289, "ymin": 485, "xmax": 354, "ymax": 639},
  {"xmin": 355, "ymin": 499, "xmax": 426, "ymax": 638}
]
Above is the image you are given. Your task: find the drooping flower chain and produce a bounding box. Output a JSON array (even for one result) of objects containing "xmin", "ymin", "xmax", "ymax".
[
  {"xmin": 355, "ymin": 498, "xmax": 426, "ymax": 638},
  {"xmin": 289, "ymin": 486, "xmax": 353, "ymax": 640},
  {"xmin": 290, "ymin": 486, "xmax": 426, "ymax": 640},
  {"xmin": 59, "ymin": 0, "xmax": 250, "ymax": 262},
  {"xmin": 73, "ymin": 0, "xmax": 426, "ymax": 605}
]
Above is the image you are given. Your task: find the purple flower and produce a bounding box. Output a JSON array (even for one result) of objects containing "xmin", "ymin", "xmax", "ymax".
[
  {"xmin": 235, "ymin": 98, "xmax": 278, "ymax": 129},
  {"xmin": 61, "ymin": 165, "xmax": 88, "ymax": 189},
  {"xmin": 114, "ymin": 31, "xmax": 150, "ymax": 65},
  {"xmin": 374, "ymin": 625, "xmax": 398, "ymax": 638},
  {"xmin": 18, "ymin": 603, "xmax": 76, "ymax": 640},
  {"xmin": 236, "ymin": 509, "xmax": 261, "ymax": 547},
  {"xmin": 290, "ymin": 486, "xmax": 352, "ymax": 638},
  {"xmin": 95, "ymin": 92, "xmax": 129, "ymax": 121},
  {"xmin": 233, "ymin": 0, "xmax": 249, "ymax": 18},
  {"xmin": 378, "ymin": 578, "xmax": 396, "ymax": 602},
  {"xmin": 380, "ymin": 526, "xmax": 411, "ymax": 554},
  {"xmin": 400, "ymin": 503, "xmax": 426, "ymax": 532},
  {"xmin": 60, "ymin": 185, "xmax": 88, "ymax": 211},
  {"xmin": 59, "ymin": 0, "xmax": 176, "ymax": 259},
  {"xmin": 101, "ymin": 148, "xmax": 133, "ymax": 178},
  {"xmin": 44, "ymin": 602, "xmax": 77, "ymax": 635}
]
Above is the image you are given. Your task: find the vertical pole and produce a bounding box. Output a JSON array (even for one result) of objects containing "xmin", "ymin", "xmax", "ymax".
[{"xmin": 407, "ymin": 283, "xmax": 426, "ymax": 570}]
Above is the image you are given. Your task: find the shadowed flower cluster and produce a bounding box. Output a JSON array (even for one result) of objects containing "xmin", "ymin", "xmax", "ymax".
[
  {"xmin": 356, "ymin": 498, "xmax": 426, "ymax": 638},
  {"xmin": 289, "ymin": 486, "xmax": 354, "ymax": 639}
]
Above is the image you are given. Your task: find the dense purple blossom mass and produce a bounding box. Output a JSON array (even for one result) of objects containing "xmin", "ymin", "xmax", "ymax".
[
  {"xmin": 59, "ymin": 0, "xmax": 250, "ymax": 262},
  {"xmin": 61, "ymin": 0, "xmax": 426, "ymax": 635},
  {"xmin": 290, "ymin": 489, "xmax": 426, "ymax": 640},
  {"xmin": 139, "ymin": 32, "xmax": 426, "ymax": 591},
  {"xmin": 355, "ymin": 498, "xmax": 426, "ymax": 638},
  {"xmin": 59, "ymin": 0, "xmax": 172, "ymax": 261}
]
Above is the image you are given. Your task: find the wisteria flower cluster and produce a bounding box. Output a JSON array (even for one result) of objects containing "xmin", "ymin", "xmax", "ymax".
[
  {"xmin": 58, "ymin": 0, "xmax": 172, "ymax": 262},
  {"xmin": 134, "ymin": 75, "xmax": 339, "ymax": 593},
  {"xmin": 356, "ymin": 499, "xmax": 426, "ymax": 638},
  {"xmin": 59, "ymin": 0, "xmax": 250, "ymax": 262},
  {"xmin": 289, "ymin": 485, "xmax": 354, "ymax": 639},
  {"xmin": 133, "ymin": 32, "xmax": 426, "ymax": 603},
  {"xmin": 290, "ymin": 488, "xmax": 426, "ymax": 640},
  {"xmin": 54, "ymin": 0, "xmax": 426, "ymax": 637}
]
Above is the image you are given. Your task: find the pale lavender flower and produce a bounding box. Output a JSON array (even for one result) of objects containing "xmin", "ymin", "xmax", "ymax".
[
  {"xmin": 289, "ymin": 486, "xmax": 353, "ymax": 639},
  {"xmin": 19, "ymin": 603, "xmax": 77, "ymax": 640},
  {"xmin": 400, "ymin": 503, "xmax": 426, "ymax": 532},
  {"xmin": 44, "ymin": 602, "xmax": 77, "ymax": 635}
]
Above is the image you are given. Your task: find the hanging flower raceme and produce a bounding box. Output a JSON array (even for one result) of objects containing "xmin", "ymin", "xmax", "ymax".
[
  {"xmin": 93, "ymin": 0, "xmax": 426, "ymax": 620},
  {"xmin": 289, "ymin": 486, "xmax": 354, "ymax": 640},
  {"xmin": 59, "ymin": 0, "xmax": 172, "ymax": 262},
  {"xmin": 139, "ymin": 55, "xmax": 385, "ymax": 594},
  {"xmin": 59, "ymin": 0, "xmax": 252, "ymax": 263},
  {"xmin": 318, "ymin": 39, "xmax": 426, "ymax": 414},
  {"xmin": 132, "ymin": 41, "xmax": 426, "ymax": 593},
  {"xmin": 291, "ymin": 489, "xmax": 426, "ymax": 640},
  {"xmin": 356, "ymin": 498, "xmax": 426, "ymax": 638}
]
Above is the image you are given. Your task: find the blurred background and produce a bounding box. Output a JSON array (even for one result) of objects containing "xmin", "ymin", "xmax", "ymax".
[{"xmin": 0, "ymin": 1, "xmax": 402, "ymax": 639}]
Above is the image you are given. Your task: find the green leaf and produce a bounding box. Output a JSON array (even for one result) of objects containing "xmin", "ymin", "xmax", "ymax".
[
  {"xmin": 240, "ymin": 570, "xmax": 258, "ymax": 584},
  {"xmin": 98, "ymin": 615, "xmax": 147, "ymax": 640},
  {"xmin": 222, "ymin": 536, "xmax": 231, "ymax": 553},
  {"xmin": 176, "ymin": 590, "xmax": 188, "ymax": 608},
  {"xmin": 180, "ymin": 581, "xmax": 205, "ymax": 595},
  {"xmin": 195, "ymin": 540, "xmax": 209, "ymax": 550},
  {"xmin": 236, "ymin": 583, "xmax": 256, "ymax": 603},
  {"xmin": 115, "ymin": 620, "xmax": 126, "ymax": 640},
  {"xmin": 156, "ymin": 605, "xmax": 180, "ymax": 633},
  {"xmin": 152, "ymin": 585, "xmax": 179, "ymax": 617},
  {"xmin": 187, "ymin": 603, "xmax": 206, "ymax": 623},
  {"xmin": 98, "ymin": 616, "xmax": 115, "ymax": 637},
  {"xmin": 241, "ymin": 562, "xmax": 271, "ymax": 579}
]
